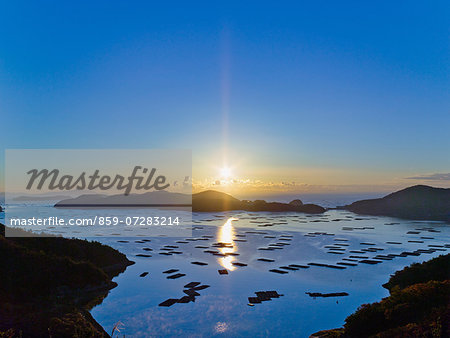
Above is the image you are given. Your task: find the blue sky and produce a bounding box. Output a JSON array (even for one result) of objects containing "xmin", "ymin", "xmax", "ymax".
[{"xmin": 1, "ymin": 1, "xmax": 449, "ymax": 193}]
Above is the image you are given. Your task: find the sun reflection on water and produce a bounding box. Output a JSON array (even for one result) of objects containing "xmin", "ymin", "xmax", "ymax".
[{"xmin": 217, "ymin": 217, "xmax": 238, "ymax": 271}]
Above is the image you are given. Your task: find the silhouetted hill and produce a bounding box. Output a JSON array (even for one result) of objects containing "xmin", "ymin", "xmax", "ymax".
[
  {"xmin": 0, "ymin": 223, "xmax": 133, "ymax": 337},
  {"xmin": 192, "ymin": 190, "xmax": 325, "ymax": 213},
  {"xmin": 340, "ymin": 185, "xmax": 450, "ymax": 221}
]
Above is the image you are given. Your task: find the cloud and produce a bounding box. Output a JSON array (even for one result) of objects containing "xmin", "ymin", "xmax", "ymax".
[{"xmin": 406, "ymin": 173, "xmax": 450, "ymax": 181}]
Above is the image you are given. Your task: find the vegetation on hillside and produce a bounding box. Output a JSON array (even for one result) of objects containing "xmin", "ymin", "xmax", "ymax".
[
  {"xmin": 383, "ymin": 253, "xmax": 450, "ymax": 291},
  {"xmin": 312, "ymin": 254, "xmax": 450, "ymax": 338},
  {"xmin": 342, "ymin": 185, "xmax": 450, "ymax": 221},
  {"xmin": 0, "ymin": 223, "xmax": 133, "ymax": 337}
]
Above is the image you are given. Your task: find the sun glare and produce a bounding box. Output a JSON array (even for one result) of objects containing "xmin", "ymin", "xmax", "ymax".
[
  {"xmin": 220, "ymin": 167, "xmax": 232, "ymax": 179},
  {"xmin": 217, "ymin": 217, "xmax": 238, "ymax": 271}
]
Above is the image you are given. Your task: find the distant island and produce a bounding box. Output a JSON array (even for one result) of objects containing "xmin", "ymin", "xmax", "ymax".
[
  {"xmin": 311, "ymin": 253, "xmax": 450, "ymax": 337},
  {"xmin": 13, "ymin": 195, "xmax": 72, "ymax": 202},
  {"xmin": 54, "ymin": 190, "xmax": 191, "ymax": 208},
  {"xmin": 339, "ymin": 185, "xmax": 450, "ymax": 221},
  {"xmin": 192, "ymin": 190, "xmax": 326, "ymax": 213}
]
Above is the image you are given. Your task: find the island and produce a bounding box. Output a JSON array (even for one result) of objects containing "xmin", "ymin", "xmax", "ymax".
[
  {"xmin": 54, "ymin": 190, "xmax": 191, "ymax": 208},
  {"xmin": 0, "ymin": 224, "xmax": 134, "ymax": 336},
  {"xmin": 192, "ymin": 190, "xmax": 326, "ymax": 213},
  {"xmin": 339, "ymin": 185, "xmax": 450, "ymax": 221}
]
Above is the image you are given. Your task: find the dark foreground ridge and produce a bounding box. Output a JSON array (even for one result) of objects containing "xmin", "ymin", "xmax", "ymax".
[
  {"xmin": 192, "ymin": 190, "xmax": 326, "ymax": 213},
  {"xmin": 339, "ymin": 185, "xmax": 450, "ymax": 221},
  {"xmin": 0, "ymin": 224, "xmax": 134, "ymax": 337},
  {"xmin": 311, "ymin": 253, "xmax": 450, "ymax": 337}
]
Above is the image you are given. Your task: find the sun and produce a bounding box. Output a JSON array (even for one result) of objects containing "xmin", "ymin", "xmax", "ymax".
[{"xmin": 220, "ymin": 167, "xmax": 232, "ymax": 179}]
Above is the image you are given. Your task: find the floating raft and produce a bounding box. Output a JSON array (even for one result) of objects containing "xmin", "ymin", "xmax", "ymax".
[
  {"xmin": 279, "ymin": 266, "xmax": 299, "ymax": 271},
  {"xmin": 167, "ymin": 273, "xmax": 186, "ymax": 279},
  {"xmin": 307, "ymin": 263, "xmax": 346, "ymax": 269},
  {"xmin": 306, "ymin": 292, "xmax": 348, "ymax": 298},
  {"xmin": 191, "ymin": 284, "xmax": 210, "ymax": 291},
  {"xmin": 248, "ymin": 290, "xmax": 282, "ymax": 304},
  {"xmin": 337, "ymin": 262, "xmax": 357, "ymax": 267},
  {"xmin": 183, "ymin": 289, "xmax": 200, "ymax": 297},
  {"xmin": 289, "ymin": 264, "xmax": 310, "ymax": 269},
  {"xmin": 257, "ymin": 258, "xmax": 275, "ymax": 262},
  {"xmin": 184, "ymin": 282, "xmax": 201, "ymax": 288},
  {"xmin": 158, "ymin": 281, "xmax": 210, "ymax": 307},
  {"xmin": 159, "ymin": 298, "xmax": 178, "ymax": 307},
  {"xmin": 359, "ymin": 259, "xmax": 383, "ymax": 265},
  {"xmin": 204, "ymin": 250, "xmax": 219, "ymax": 254},
  {"xmin": 269, "ymin": 269, "xmax": 288, "ymax": 274}
]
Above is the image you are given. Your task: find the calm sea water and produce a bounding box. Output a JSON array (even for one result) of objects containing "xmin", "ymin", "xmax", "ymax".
[{"xmin": 1, "ymin": 201, "xmax": 449, "ymax": 337}]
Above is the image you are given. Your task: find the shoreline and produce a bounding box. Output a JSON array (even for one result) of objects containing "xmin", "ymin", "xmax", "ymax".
[{"xmin": 310, "ymin": 253, "xmax": 450, "ymax": 337}]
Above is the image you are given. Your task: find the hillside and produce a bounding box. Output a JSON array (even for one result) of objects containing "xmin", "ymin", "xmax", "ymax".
[{"xmin": 340, "ymin": 185, "xmax": 450, "ymax": 221}]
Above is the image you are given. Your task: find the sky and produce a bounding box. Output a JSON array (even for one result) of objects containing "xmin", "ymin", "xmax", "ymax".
[{"xmin": 1, "ymin": 1, "xmax": 449, "ymax": 196}]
